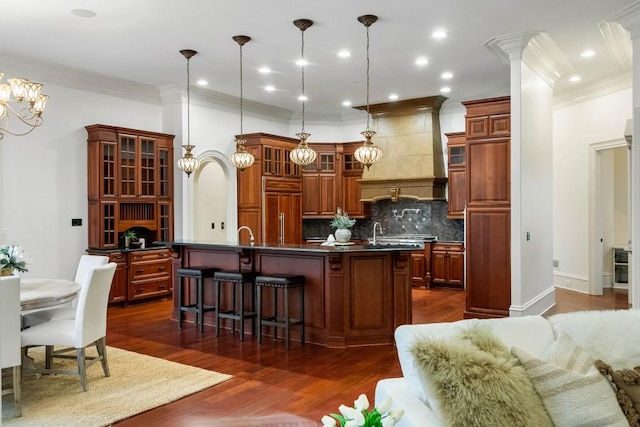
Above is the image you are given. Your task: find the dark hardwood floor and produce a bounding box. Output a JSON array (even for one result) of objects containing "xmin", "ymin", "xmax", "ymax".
[{"xmin": 108, "ymin": 286, "xmax": 629, "ymax": 426}]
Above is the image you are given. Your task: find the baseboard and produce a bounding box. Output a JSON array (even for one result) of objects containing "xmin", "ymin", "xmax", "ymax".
[
  {"xmin": 553, "ymin": 271, "xmax": 589, "ymax": 293},
  {"xmin": 509, "ymin": 286, "xmax": 556, "ymax": 317}
]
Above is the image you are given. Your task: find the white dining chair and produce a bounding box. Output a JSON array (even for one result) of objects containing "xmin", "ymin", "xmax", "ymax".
[
  {"xmin": 21, "ymin": 254, "xmax": 110, "ymax": 328},
  {"xmin": 1, "ymin": 275, "xmax": 22, "ymax": 416},
  {"xmin": 21, "ymin": 262, "xmax": 117, "ymax": 391}
]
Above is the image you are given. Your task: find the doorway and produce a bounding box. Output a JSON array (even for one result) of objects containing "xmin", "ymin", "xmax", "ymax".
[
  {"xmin": 589, "ymin": 139, "xmax": 629, "ymax": 297},
  {"xmin": 186, "ymin": 150, "xmax": 238, "ymax": 243}
]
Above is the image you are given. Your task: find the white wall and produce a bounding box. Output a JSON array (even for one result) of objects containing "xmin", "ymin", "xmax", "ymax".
[
  {"xmin": 194, "ymin": 161, "xmax": 226, "ymax": 242},
  {"xmin": 0, "ymin": 81, "xmax": 161, "ymax": 280},
  {"xmin": 553, "ymin": 88, "xmax": 632, "ymax": 292}
]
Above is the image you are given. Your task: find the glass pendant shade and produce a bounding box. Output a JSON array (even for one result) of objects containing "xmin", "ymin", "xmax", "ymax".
[
  {"xmin": 177, "ymin": 144, "xmax": 200, "ymax": 177},
  {"xmin": 230, "ymin": 138, "xmax": 255, "ymax": 170},
  {"xmin": 354, "ymin": 130, "xmax": 383, "ymax": 170},
  {"xmin": 290, "ymin": 132, "xmax": 316, "ymax": 166}
]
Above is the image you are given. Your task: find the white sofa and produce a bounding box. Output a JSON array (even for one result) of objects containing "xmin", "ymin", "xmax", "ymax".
[{"xmin": 375, "ymin": 310, "xmax": 640, "ymax": 427}]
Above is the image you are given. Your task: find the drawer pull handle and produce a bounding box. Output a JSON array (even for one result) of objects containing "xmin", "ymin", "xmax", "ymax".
[
  {"xmin": 136, "ymin": 269, "xmax": 144, "ymax": 273},
  {"xmin": 136, "ymin": 288, "xmax": 144, "ymax": 293},
  {"xmin": 158, "ymin": 266, "xmax": 166, "ymax": 271},
  {"xmin": 158, "ymin": 285, "xmax": 166, "ymax": 290}
]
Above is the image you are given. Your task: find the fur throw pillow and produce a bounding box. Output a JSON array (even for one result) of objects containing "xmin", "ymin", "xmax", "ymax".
[
  {"xmin": 411, "ymin": 325, "xmax": 552, "ymax": 427},
  {"xmin": 595, "ymin": 359, "xmax": 640, "ymax": 427}
]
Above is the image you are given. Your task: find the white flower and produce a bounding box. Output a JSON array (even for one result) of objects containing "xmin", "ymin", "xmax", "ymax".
[
  {"xmin": 354, "ymin": 394, "xmax": 369, "ymax": 412},
  {"xmin": 376, "ymin": 396, "xmax": 392, "ymax": 414},
  {"xmin": 339, "ymin": 404, "xmax": 365, "ymax": 426},
  {"xmin": 388, "ymin": 408, "xmax": 405, "ymax": 421},
  {"xmin": 381, "ymin": 416, "xmax": 396, "ymax": 427},
  {"xmin": 321, "ymin": 415, "xmax": 337, "ymax": 427},
  {"xmin": 344, "ymin": 421, "xmax": 361, "ymax": 427}
]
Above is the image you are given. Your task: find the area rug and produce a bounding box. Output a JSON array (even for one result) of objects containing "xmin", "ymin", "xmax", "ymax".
[{"xmin": 2, "ymin": 346, "xmax": 233, "ymax": 426}]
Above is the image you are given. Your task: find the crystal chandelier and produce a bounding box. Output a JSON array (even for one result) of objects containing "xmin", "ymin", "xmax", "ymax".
[
  {"xmin": 0, "ymin": 72, "xmax": 49, "ymax": 140},
  {"xmin": 177, "ymin": 49, "xmax": 200, "ymax": 177},
  {"xmin": 229, "ymin": 35, "xmax": 255, "ymax": 171},
  {"xmin": 289, "ymin": 19, "xmax": 317, "ymax": 167},
  {"xmin": 354, "ymin": 15, "xmax": 383, "ymax": 170}
]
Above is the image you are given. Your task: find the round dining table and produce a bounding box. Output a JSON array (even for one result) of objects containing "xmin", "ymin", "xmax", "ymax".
[{"xmin": 20, "ymin": 278, "xmax": 81, "ymax": 311}]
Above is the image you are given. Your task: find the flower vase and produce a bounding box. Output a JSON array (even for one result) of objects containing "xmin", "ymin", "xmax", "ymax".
[
  {"xmin": 334, "ymin": 228, "xmax": 352, "ymax": 244},
  {"xmin": 1, "ymin": 266, "xmax": 15, "ymax": 276}
]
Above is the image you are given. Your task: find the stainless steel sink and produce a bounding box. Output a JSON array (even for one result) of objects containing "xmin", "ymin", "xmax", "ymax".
[{"xmin": 368, "ymin": 234, "xmax": 437, "ymax": 247}]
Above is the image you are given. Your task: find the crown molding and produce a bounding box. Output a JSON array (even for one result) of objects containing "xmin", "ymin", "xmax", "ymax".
[
  {"xmin": 483, "ymin": 31, "xmax": 540, "ymax": 63},
  {"xmin": 608, "ymin": 2, "xmax": 640, "ymax": 39},
  {"xmin": 599, "ymin": 21, "xmax": 632, "ymax": 71},
  {"xmin": 159, "ymin": 84, "xmax": 293, "ymax": 124},
  {"xmin": 523, "ymin": 33, "xmax": 574, "ymax": 86},
  {"xmin": 553, "ymin": 71, "xmax": 631, "ymax": 109},
  {"xmin": 1, "ymin": 53, "xmax": 160, "ymax": 104}
]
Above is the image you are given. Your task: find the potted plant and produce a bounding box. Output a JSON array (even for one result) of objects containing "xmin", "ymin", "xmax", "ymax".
[
  {"xmin": 122, "ymin": 230, "xmax": 140, "ymax": 249},
  {"xmin": 0, "ymin": 243, "xmax": 30, "ymax": 276},
  {"xmin": 330, "ymin": 208, "xmax": 356, "ymax": 244}
]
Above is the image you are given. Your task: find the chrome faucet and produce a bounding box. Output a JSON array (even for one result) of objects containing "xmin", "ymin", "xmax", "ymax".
[
  {"xmin": 372, "ymin": 221, "xmax": 383, "ymax": 245},
  {"xmin": 237, "ymin": 225, "xmax": 255, "ymax": 244}
]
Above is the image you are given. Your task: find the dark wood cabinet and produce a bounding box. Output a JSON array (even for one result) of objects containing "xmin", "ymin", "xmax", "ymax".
[
  {"xmin": 86, "ymin": 124, "xmax": 175, "ymax": 304},
  {"xmin": 410, "ymin": 242, "xmax": 432, "ymax": 288},
  {"xmin": 128, "ymin": 248, "xmax": 172, "ymax": 301},
  {"xmin": 237, "ymin": 133, "xmax": 303, "ymax": 244},
  {"xmin": 302, "ymin": 144, "xmax": 339, "ymax": 217},
  {"xmin": 446, "ymin": 132, "xmax": 466, "ymax": 219},
  {"xmin": 431, "ymin": 242, "xmax": 464, "ymax": 288},
  {"xmin": 341, "ymin": 142, "xmax": 370, "ymax": 218},
  {"xmin": 462, "ymin": 96, "xmax": 511, "ymax": 318}
]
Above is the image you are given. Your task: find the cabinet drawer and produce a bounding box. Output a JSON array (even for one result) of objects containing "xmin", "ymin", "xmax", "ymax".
[
  {"xmin": 129, "ymin": 249, "xmax": 171, "ymax": 262},
  {"xmin": 129, "ymin": 278, "xmax": 171, "ymax": 301},
  {"xmin": 432, "ymin": 242, "xmax": 464, "ymax": 252},
  {"xmin": 109, "ymin": 252, "xmax": 127, "ymax": 264},
  {"xmin": 130, "ymin": 260, "xmax": 170, "ymax": 280}
]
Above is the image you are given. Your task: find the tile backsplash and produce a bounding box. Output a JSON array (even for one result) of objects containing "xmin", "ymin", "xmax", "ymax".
[{"xmin": 303, "ymin": 199, "xmax": 464, "ymax": 242}]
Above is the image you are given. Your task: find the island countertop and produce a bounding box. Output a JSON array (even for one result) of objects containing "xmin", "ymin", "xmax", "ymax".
[
  {"xmin": 168, "ymin": 240, "xmax": 414, "ymax": 348},
  {"xmin": 165, "ymin": 239, "xmax": 421, "ymax": 252}
]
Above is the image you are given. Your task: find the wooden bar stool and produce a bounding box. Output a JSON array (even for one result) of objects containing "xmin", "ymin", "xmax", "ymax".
[
  {"xmin": 177, "ymin": 267, "xmax": 218, "ymax": 332},
  {"xmin": 213, "ymin": 271, "xmax": 257, "ymax": 341},
  {"xmin": 255, "ymin": 274, "xmax": 305, "ymax": 350}
]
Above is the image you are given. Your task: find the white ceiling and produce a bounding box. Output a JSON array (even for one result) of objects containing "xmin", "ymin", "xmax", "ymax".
[{"xmin": 0, "ymin": 0, "xmax": 635, "ymax": 118}]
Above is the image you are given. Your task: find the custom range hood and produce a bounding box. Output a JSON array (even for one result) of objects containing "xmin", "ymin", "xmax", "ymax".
[{"xmin": 354, "ymin": 96, "xmax": 448, "ymax": 202}]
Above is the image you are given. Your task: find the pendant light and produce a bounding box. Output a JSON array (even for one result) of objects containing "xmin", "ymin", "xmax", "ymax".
[
  {"xmin": 177, "ymin": 49, "xmax": 200, "ymax": 177},
  {"xmin": 229, "ymin": 35, "xmax": 255, "ymax": 171},
  {"xmin": 354, "ymin": 14, "xmax": 383, "ymax": 170},
  {"xmin": 289, "ymin": 18, "xmax": 317, "ymax": 166}
]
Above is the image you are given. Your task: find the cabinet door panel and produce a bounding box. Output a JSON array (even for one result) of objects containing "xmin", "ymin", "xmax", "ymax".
[
  {"xmin": 431, "ymin": 251, "xmax": 447, "ymax": 284},
  {"xmin": 302, "ymin": 174, "xmax": 320, "ymax": 215},
  {"xmin": 448, "ymin": 168, "xmax": 466, "ymax": 218},
  {"xmin": 263, "ymin": 193, "xmax": 281, "ymax": 244},
  {"xmin": 319, "ymin": 175, "xmax": 336, "ymax": 215},
  {"xmin": 448, "ymin": 252, "xmax": 465, "ymax": 286},
  {"xmin": 467, "ymin": 139, "xmax": 510, "ymax": 206}
]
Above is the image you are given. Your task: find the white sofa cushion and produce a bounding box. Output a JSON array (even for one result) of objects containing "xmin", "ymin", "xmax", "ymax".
[
  {"xmin": 548, "ymin": 309, "xmax": 640, "ymax": 369},
  {"xmin": 395, "ymin": 315, "xmax": 555, "ymax": 413},
  {"xmin": 513, "ymin": 331, "xmax": 628, "ymax": 427},
  {"xmin": 375, "ymin": 378, "xmax": 445, "ymax": 427}
]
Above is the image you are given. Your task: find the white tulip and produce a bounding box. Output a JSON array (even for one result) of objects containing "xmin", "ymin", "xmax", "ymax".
[
  {"xmin": 381, "ymin": 416, "xmax": 396, "ymax": 427},
  {"xmin": 321, "ymin": 415, "xmax": 337, "ymax": 427},
  {"xmin": 389, "ymin": 408, "xmax": 405, "ymax": 421},
  {"xmin": 354, "ymin": 394, "xmax": 369, "ymax": 411},
  {"xmin": 376, "ymin": 396, "xmax": 393, "ymax": 414},
  {"xmin": 344, "ymin": 420, "xmax": 360, "ymax": 427}
]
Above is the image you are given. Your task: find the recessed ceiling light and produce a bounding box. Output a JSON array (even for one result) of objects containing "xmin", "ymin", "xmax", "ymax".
[
  {"xmin": 70, "ymin": 8, "xmax": 96, "ymax": 18},
  {"xmin": 342, "ymin": 100, "xmax": 352, "ymax": 107},
  {"xmin": 415, "ymin": 57, "xmax": 429, "ymax": 66},
  {"xmin": 295, "ymin": 59, "xmax": 308, "ymax": 67},
  {"xmin": 298, "ymin": 95, "xmax": 308, "ymax": 101},
  {"xmin": 388, "ymin": 94, "xmax": 399, "ymax": 101},
  {"xmin": 196, "ymin": 79, "xmax": 208, "ymax": 86},
  {"xmin": 440, "ymin": 87, "xmax": 451, "ymax": 93},
  {"xmin": 265, "ymin": 85, "xmax": 275, "ymax": 92},
  {"xmin": 338, "ymin": 50, "xmax": 351, "ymax": 58},
  {"xmin": 580, "ymin": 50, "xmax": 595, "ymax": 58},
  {"xmin": 569, "ymin": 75, "xmax": 581, "ymax": 82},
  {"xmin": 441, "ymin": 71, "xmax": 453, "ymax": 80},
  {"xmin": 258, "ymin": 67, "xmax": 271, "ymax": 74},
  {"xmin": 432, "ymin": 29, "xmax": 447, "ymax": 40}
]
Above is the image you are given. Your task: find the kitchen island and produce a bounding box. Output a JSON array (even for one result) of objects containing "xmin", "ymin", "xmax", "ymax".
[{"xmin": 167, "ymin": 240, "xmax": 415, "ymax": 348}]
